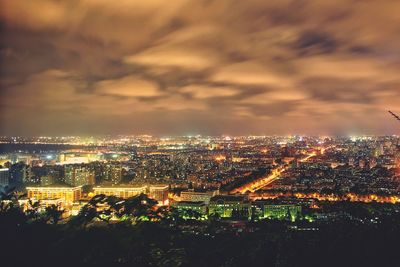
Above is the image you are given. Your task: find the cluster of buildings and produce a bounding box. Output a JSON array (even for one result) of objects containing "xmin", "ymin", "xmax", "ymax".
[
  {"xmin": 25, "ymin": 184, "xmax": 169, "ymax": 207},
  {"xmin": 174, "ymin": 192, "xmax": 302, "ymax": 220},
  {"xmin": 23, "ymin": 184, "xmax": 302, "ymax": 221},
  {"xmin": 1, "ymin": 135, "xmax": 399, "ymax": 221}
]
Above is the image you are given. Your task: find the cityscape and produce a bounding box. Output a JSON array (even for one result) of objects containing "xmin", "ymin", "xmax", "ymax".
[
  {"xmin": 1, "ymin": 134, "xmax": 400, "ymax": 265},
  {"xmin": 2, "ymin": 0, "xmax": 400, "ymax": 266}
]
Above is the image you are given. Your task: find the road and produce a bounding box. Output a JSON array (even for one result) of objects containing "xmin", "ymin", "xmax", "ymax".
[
  {"xmin": 231, "ymin": 166, "xmax": 287, "ymax": 194},
  {"xmin": 230, "ymin": 148, "xmax": 323, "ymax": 194}
]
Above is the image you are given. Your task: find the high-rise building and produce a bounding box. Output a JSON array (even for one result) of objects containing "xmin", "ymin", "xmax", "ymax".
[
  {"xmin": 105, "ymin": 163, "xmax": 122, "ymax": 184},
  {"xmin": 64, "ymin": 164, "xmax": 95, "ymax": 186},
  {"xmin": 9, "ymin": 163, "xmax": 26, "ymax": 186},
  {"xmin": 0, "ymin": 168, "xmax": 10, "ymax": 187},
  {"xmin": 149, "ymin": 185, "xmax": 169, "ymax": 205}
]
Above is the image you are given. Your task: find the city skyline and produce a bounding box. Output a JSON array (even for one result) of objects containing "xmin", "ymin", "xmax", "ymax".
[
  {"xmin": 1, "ymin": 0, "xmax": 400, "ymax": 136},
  {"xmin": 2, "ymin": 2, "xmax": 400, "ymax": 266}
]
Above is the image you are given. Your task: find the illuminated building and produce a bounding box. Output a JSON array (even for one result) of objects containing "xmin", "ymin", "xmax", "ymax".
[
  {"xmin": 105, "ymin": 163, "xmax": 122, "ymax": 184},
  {"xmin": 252, "ymin": 200, "xmax": 302, "ymax": 221},
  {"xmin": 93, "ymin": 185, "xmax": 147, "ymax": 199},
  {"xmin": 26, "ymin": 185, "xmax": 82, "ymax": 204},
  {"xmin": 59, "ymin": 153, "xmax": 66, "ymax": 163},
  {"xmin": 180, "ymin": 189, "xmax": 218, "ymax": 204},
  {"xmin": 208, "ymin": 195, "xmax": 251, "ymax": 218},
  {"xmin": 64, "ymin": 164, "xmax": 95, "ymax": 186},
  {"xmin": 149, "ymin": 185, "xmax": 169, "ymax": 205},
  {"xmin": 0, "ymin": 168, "xmax": 10, "ymax": 187},
  {"xmin": 11, "ymin": 154, "xmax": 32, "ymax": 165},
  {"xmin": 9, "ymin": 163, "xmax": 26, "ymax": 186},
  {"xmin": 59, "ymin": 152, "xmax": 101, "ymax": 164},
  {"xmin": 172, "ymin": 201, "xmax": 207, "ymax": 215},
  {"xmin": 263, "ymin": 204, "xmax": 301, "ymax": 221},
  {"xmin": 209, "ymin": 143, "xmax": 222, "ymax": 150},
  {"xmin": 0, "ymin": 154, "xmax": 11, "ymax": 166}
]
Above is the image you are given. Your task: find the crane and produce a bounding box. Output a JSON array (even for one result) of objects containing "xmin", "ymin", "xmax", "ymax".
[{"xmin": 388, "ymin": 110, "xmax": 400, "ymax": 122}]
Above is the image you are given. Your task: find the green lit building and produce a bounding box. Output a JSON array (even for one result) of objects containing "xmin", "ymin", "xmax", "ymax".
[
  {"xmin": 264, "ymin": 205, "xmax": 301, "ymax": 221},
  {"xmin": 208, "ymin": 195, "xmax": 251, "ymax": 219},
  {"xmin": 253, "ymin": 200, "xmax": 302, "ymax": 221},
  {"xmin": 172, "ymin": 201, "xmax": 207, "ymax": 215}
]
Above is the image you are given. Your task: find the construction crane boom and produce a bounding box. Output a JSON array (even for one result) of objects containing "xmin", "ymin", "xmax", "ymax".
[{"xmin": 388, "ymin": 110, "xmax": 400, "ymax": 121}]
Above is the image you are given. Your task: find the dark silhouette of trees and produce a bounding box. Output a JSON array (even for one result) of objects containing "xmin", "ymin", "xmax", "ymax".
[
  {"xmin": 44, "ymin": 204, "xmax": 64, "ymax": 225},
  {"xmin": 69, "ymin": 193, "xmax": 161, "ymax": 227},
  {"xmin": 2, "ymin": 189, "xmax": 400, "ymax": 267}
]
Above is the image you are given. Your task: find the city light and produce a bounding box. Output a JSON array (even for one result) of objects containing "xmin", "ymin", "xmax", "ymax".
[{"xmin": 1, "ymin": 0, "xmax": 400, "ymax": 264}]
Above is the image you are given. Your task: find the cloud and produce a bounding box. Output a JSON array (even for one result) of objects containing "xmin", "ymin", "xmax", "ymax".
[
  {"xmin": 1, "ymin": 0, "xmax": 400, "ymax": 135},
  {"xmin": 124, "ymin": 46, "xmax": 218, "ymax": 71},
  {"xmin": 242, "ymin": 89, "xmax": 309, "ymax": 105},
  {"xmin": 293, "ymin": 30, "xmax": 337, "ymax": 55},
  {"xmin": 95, "ymin": 75, "xmax": 161, "ymax": 97},
  {"xmin": 294, "ymin": 55, "xmax": 398, "ymax": 81},
  {"xmin": 212, "ymin": 61, "xmax": 293, "ymax": 87},
  {"xmin": 180, "ymin": 85, "xmax": 240, "ymax": 99},
  {"xmin": 152, "ymin": 95, "xmax": 207, "ymax": 111}
]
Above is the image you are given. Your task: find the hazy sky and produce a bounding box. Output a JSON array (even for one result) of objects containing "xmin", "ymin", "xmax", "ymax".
[{"xmin": 1, "ymin": 0, "xmax": 400, "ymax": 136}]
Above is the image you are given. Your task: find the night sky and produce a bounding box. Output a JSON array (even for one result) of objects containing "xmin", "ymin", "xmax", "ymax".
[{"xmin": 1, "ymin": 0, "xmax": 400, "ymax": 136}]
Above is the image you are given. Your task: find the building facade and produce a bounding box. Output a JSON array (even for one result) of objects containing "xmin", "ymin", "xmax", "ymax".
[
  {"xmin": 208, "ymin": 195, "xmax": 251, "ymax": 219},
  {"xmin": 26, "ymin": 185, "xmax": 82, "ymax": 204},
  {"xmin": 0, "ymin": 168, "xmax": 10, "ymax": 187},
  {"xmin": 93, "ymin": 185, "xmax": 147, "ymax": 199},
  {"xmin": 65, "ymin": 164, "xmax": 95, "ymax": 186},
  {"xmin": 172, "ymin": 201, "xmax": 207, "ymax": 215},
  {"xmin": 104, "ymin": 163, "xmax": 122, "ymax": 184},
  {"xmin": 149, "ymin": 185, "xmax": 169, "ymax": 205},
  {"xmin": 180, "ymin": 189, "xmax": 218, "ymax": 204}
]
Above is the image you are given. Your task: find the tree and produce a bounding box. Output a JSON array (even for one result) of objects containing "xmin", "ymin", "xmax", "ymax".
[
  {"xmin": 0, "ymin": 200, "xmax": 27, "ymax": 228},
  {"xmin": 25, "ymin": 199, "xmax": 42, "ymax": 222},
  {"xmin": 121, "ymin": 194, "xmax": 158, "ymax": 224},
  {"xmin": 44, "ymin": 204, "xmax": 64, "ymax": 225},
  {"xmin": 69, "ymin": 203, "xmax": 98, "ymax": 228},
  {"xmin": 69, "ymin": 193, "xmax": 160, "ymax": 227},
  {"xmin": 0, "ymin": 185, "xmax": 26, "ymax": 203},
  {"xmin": 153, "ymin": 206, "xmax": 178, "ymax": 225}
]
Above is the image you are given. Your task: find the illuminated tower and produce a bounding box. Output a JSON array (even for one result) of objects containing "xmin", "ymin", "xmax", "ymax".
[
  {"xmin": 9, "ymin": 163, "xmax": 27, "ymax": 186},
  {"xmin": 0, "ymin": 168, "xmax": 10, "ymax": 187},
  {"xmin": 105, "ymin": 163, "xmax": 122, "ymax": 184},
  {"xmin": 65, "ymin": 164, "xmax": 95, "ymax": 186}
]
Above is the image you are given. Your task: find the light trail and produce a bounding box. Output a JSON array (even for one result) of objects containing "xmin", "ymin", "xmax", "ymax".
[
  {"xmin": 230, "ymin": 147, "xmax": 327, "ymax": 194},
  {"xmin": 231, "ymin": 166, "xmax": 287, "ymax": 194},
  {"xmin": 299, "ymin": 152, "xmax": 316, "ymax": 162}
]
